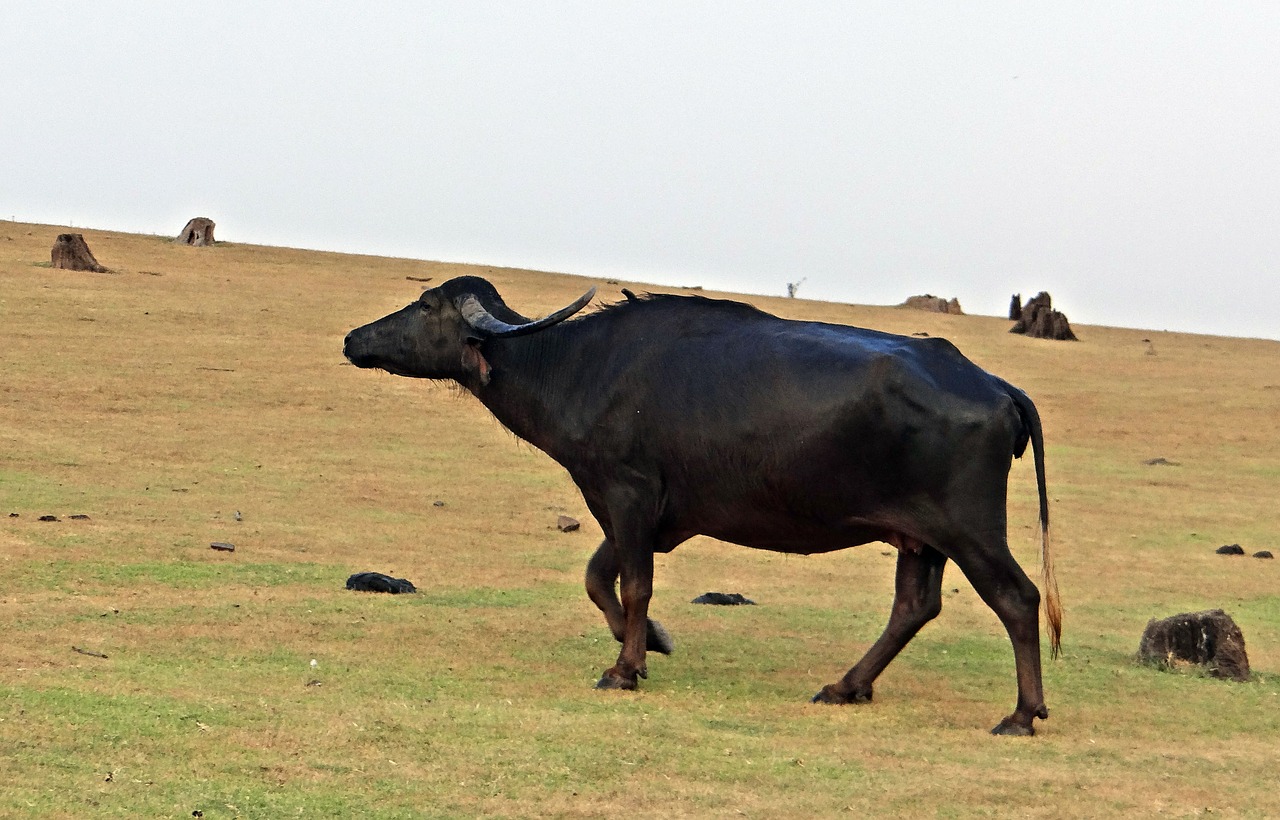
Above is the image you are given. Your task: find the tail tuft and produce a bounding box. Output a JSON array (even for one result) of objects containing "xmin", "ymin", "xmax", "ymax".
[{"xmin": 1040, "ymin": 522, "xmax": 1063, "ymax": 659}]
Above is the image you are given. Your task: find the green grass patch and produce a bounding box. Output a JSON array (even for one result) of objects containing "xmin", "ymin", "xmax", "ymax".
[{"xmin": 19, "ymin": 559, "xmax": 336, "ymax": 594}]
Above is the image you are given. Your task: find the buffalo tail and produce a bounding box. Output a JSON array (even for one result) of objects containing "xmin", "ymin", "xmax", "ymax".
[{"xmin": 1008, "ymin": 386, "xmax": 1063, "ymax": 659}]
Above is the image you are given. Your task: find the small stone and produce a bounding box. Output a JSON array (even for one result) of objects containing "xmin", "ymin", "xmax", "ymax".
[
  {"xmin": 38, "ymin": 515, "xmax": 59, "ymax": 522},
  {"xmin": 210, "ymin": 542, "xmax": 235, "ymax": 552},
  {"xmin": 69, "ymin": 514, "xmax": 91, "ymax": 520},
  {"xmin": 433, "ymin": 500, "xmax": 445, "ymax": 507},
  {"xmin": 556, "ymin": 515, "xmax": 581, "ymax": 532},
  {"xmin": 346, "ymin": 572, "xmax": 417, "ymax": 594},
  {"xmin": 1253, "ymin": 550, "xmax": 1274, "ymax": 559},
  {"xmin": 72, "ymin": 646, "xmax": 109, "ymax": 659},
  {"xmin": 1215, "ymin": 544, "xmax": 1245, "ymax": 555},
  {"xmin": 691, "ymin": 592, "xmax": 756, "ymax": 606}
]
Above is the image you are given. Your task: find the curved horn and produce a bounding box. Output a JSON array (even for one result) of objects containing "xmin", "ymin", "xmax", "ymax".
[{"xmin": 457, "ymin": 287, "xmax": 596, "ymax": 338}]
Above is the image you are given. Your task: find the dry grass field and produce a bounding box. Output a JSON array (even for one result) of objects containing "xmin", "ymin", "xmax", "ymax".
[{"xmin": 2, "ymin": 221, "xmax": 1278, "ymax": 818}]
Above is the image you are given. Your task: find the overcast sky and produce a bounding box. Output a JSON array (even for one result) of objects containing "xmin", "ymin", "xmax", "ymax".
[{"xmin": 4, "ymin": 3, "xmax": 1279, "ymax": 339}]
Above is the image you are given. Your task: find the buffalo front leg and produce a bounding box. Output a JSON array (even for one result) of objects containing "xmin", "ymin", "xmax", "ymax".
[
  {"xmin": 594, "ymin": 515, "xmax": 660, "ymax": 690},
  {"xmin": 813, "ymin": 540, "xmax": 947, "ymax": 705},
  {"xmin": 585, "ymin": 538, "xmax": 673, "ymax": 655}
]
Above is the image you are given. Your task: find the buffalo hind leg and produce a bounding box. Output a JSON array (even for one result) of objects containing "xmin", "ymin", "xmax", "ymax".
[
  {"xmin": 951, "ymin": 545, "xmax": 1048, "ymax": 736},
  {"xmin": 585, "ymin": 538, "xmax": 673, "ymax": 658},
  {"xmin": 813, "ymin": 540, "xmax": 947, "ymax": 705}
]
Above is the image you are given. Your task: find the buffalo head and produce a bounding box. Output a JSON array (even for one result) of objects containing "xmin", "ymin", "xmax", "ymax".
[{"xmin": 343, "ymin": 276, "xmax": 595, "ymax": 385}]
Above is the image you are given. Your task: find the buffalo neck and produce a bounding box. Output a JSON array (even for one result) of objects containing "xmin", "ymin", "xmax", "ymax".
[{"xmin": 467, "ymin": 321, "xmax": 596, "ymax": 459}]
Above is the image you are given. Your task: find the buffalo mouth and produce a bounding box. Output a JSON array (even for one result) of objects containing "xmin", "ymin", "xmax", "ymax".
[
  {"xmin": 343, "ymin": 341, "xmax": 408, "ymax": 376},
  {"xmin": 346, "ymin": 353, "xmax": 414, "ymax": 377}
]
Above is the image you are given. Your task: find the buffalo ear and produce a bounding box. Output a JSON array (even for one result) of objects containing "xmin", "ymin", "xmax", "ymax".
[{"xmin": 461, "ymin": 339, "xmax": 492, "ymax": 386}]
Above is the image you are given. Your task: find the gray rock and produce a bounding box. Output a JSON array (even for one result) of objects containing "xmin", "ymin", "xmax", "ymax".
[{"xmin": 346, "ymin": 572, "xmax": 417, "ymax": 594}]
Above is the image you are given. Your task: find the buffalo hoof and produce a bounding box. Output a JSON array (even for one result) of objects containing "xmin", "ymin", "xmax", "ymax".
[
  {"xmin": 595, "ymin": 669, "xmax": 640, "ymax": 690},
  {"xmin": 647, "ymin": 619, "xmax": 674, "ymax": 655},
  {"xmin": 810, "ymin": 684, "xmax": 873, "ymax": 705},
  {"xmin": 990, "ymin": 717, "xmax": 1036, "ymax": 737}
]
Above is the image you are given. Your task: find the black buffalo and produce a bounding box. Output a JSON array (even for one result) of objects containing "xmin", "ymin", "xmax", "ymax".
[{"xmin": 344, "ymin": 276, "xmax": 1063, "ymax": 735}]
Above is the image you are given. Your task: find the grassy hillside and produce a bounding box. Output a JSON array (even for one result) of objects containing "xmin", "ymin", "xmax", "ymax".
[{"xmin": 2, "ymin": 221, "xmax": 1278, "ymax": 818}]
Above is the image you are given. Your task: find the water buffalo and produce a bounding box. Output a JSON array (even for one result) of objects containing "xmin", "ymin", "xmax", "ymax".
[{"xmin": 344, "ymin": 276, "xmax": 1063, "ymax": 735}]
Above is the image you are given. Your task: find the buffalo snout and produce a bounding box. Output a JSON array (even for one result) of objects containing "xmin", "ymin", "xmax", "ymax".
[
  {"xmin": 342, "ymin": 330, "xmax": 361, "ymax": 364},
  {"xmin": 343, "ymin": 326, "xmax": 381, "ymax": 369}
]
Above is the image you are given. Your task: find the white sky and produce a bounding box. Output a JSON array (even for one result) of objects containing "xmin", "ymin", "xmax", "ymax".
[{"xmin": 4, "ymin": 2, "xmax": 1279, "ymax": 340}]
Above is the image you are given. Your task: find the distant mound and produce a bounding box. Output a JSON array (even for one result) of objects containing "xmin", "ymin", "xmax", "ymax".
[
  {"xmin": 900, "ymin": 294, "xmax": 963, "ymax": 315},
  {"xmin": 1010, "ymin": 291, "xmax": 1077, "ymax": 341}
]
